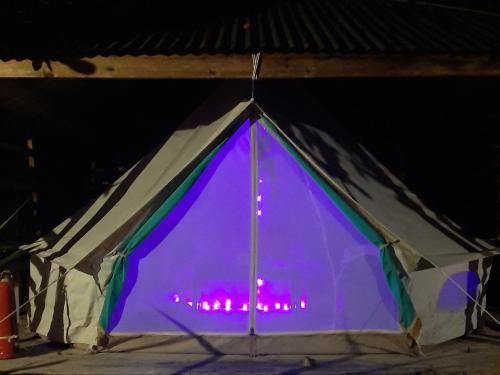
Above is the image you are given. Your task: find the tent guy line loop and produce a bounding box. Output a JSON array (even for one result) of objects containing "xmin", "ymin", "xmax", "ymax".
[
  {"xmin": 251, "ymin": 52, "xmax": 262, "ymax": 100},
  {"xmin": 380, "ymin": 240, "xmax": 401, "ymax": 249},
  {"xmin": 254, "ymin": 103, "xmax": 500, "ymax": 330}
]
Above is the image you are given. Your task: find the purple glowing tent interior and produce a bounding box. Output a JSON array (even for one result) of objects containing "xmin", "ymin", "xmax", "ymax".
[
  {"xmin": 109, "ymin": 121, "xmax": 252, "ymax": 333},
  {"xmin": 108, "ymin": 119, "xmax": 400, "ymax": 334},
  {"xmin": 254, "ymin": 122, "xmax": 399, "ymax": 332},
  {"xmin": 437, "ymin": 271, "xmax": 480, "ymax": 310}
]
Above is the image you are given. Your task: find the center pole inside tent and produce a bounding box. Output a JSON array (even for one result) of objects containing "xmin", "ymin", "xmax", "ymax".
[
  {"xmin": 249, "ymin": 54, "xmax": 262, "ymax": 346},
  {"xmin": 249, "ymin": 117, "xmax": 259, "ymax": 344}
]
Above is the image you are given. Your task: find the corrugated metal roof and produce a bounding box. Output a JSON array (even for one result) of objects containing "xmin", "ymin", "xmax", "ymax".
[{"xmin": 1, "ymin": 0, "xmax": 500, "ymax": 60}]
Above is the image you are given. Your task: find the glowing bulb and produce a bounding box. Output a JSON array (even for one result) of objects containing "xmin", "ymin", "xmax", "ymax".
[
  {"xmin": 283, "ymin": 304, "xmax": 290, "ymax": 311},
  {"xmin": 300, "ymin": 301, "xmax": 306, "ymax": 309},
  {"xmin": 259, "ymin": 179, "xmax": 263, "ymax": 184},
  {"xmin": 257, "ymin": 195, "xmax": 262, "ymax": 202},
  {"xmin": 257, "ymin": 303, "xmax": 263, "ymax": 310},
  {"xmin": 213, "ymin": 300, "xmax": 221, "ymax": 311},
  {"xmin": 257, "ymin": 209, "xmax": 262, "ymax": 216},
  {"xmin": 225, "ymin": 299, "xmax": 232, "ymax": 312},
  {"xmin": 173, "ymin": 294, "xmax": 180, "ymax": 303},
  {"xmin": 242, "ymin": 304, "xmax": 248, "ymax": 311},
  {"xmin": 187, "ymin": 301, "xmax": 193, "ymax": 307},
  {"xmin": 257, "ymin": 278, "xmax": 264, "ymax": 287},
  {"xmin": 275, "ymin": 303, "xmax": 281, "ymax": 310},
  {"xmin": 202, "ymin": 301, "xmax": 210, "ymax": 311},
  {"xmin": 263, "ymin": 305, "xmax": 269, "ymax": 312}
]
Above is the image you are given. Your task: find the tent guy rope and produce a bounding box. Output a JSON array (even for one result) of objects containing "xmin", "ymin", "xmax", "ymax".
[
  {"xmin": 0, "ymin": 267, "xmax": 73, "ymax": 326},
  {"xmin": 0, "ymin": 199, "xmax": 29, "ymax": 234},
  {"xmin": 251, "ymin": 53, "xmax": 261, "ymax": 100}
]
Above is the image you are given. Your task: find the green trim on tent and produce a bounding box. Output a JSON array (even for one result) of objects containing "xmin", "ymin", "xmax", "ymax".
[
  {"xmin": 380, "ymin": 246, "xmax": 416, "ymax": 329},
  {"xmin": 99, "ymin": 142, "xmax": 225, "ymax": 331},
  {"xmin": 259, "ymin": 115, "xmax": 417, "ymax": 331}
]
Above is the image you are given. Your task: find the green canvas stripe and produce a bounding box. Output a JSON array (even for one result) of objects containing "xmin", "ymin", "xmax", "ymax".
[
  {"xmin": 259, "ymin": 116, "xmax": 417, "ymax": 330},
  {"xmin": 99, "ymin": 142, "xmax": 225, "ymax": 331},
  {"xmin": 380, "ymin": 246, "xmax": 416, "ymax": 329}
]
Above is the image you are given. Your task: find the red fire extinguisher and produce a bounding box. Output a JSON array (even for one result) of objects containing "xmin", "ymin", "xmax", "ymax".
[{"xmin": 0, "ymin": 271, "xmax": 16, "ymax": 359}]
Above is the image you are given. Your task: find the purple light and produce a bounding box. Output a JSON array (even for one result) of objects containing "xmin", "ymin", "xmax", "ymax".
[
  {"xmin": 257, "ymin": 278, "xmax": 264, "ymax": 287},
  {"xmin": 257, "ymin": 209, "xmax": 262, "ymax": 216},
  {"xmin": 109, "ymin": 121, "xmax": 254, "ymax": 334},
  {"xmin": 109, "ymin": 120, "xmax": 401, "ymax": 334},
  {"xmin": 225, "ymin": 299, "xmax": 232, "ymax": 312}
]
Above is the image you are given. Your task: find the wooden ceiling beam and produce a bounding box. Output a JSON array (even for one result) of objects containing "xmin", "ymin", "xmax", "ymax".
[{"xmin": 1, "ymin": 54, "xmax": 500, "ymax": 79}]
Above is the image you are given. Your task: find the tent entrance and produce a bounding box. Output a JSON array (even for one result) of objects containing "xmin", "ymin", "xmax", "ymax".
[{"xmin": 102, "ymin": 116, "xmax": 403, "ymax": 336}]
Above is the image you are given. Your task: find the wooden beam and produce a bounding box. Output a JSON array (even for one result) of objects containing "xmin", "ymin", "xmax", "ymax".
[{"xmin": 1, "ymin": 54, "xmax": 500, "ymax": 78}]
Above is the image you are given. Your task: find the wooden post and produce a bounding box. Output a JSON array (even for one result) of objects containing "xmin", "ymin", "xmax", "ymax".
[{"xmin": 26, "ymin": 137, "xmax": 39, "ymax": 237}]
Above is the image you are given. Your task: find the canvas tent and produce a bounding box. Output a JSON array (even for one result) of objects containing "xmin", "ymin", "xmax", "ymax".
[{"xmin": 26, "ymin": 83, "xmax": 499, "ymax": 355}]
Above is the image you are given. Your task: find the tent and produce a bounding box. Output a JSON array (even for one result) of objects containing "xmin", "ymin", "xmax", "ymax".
[{"xmin": 27, "ymin": 83, "xmax": 499, "ymax": 355}]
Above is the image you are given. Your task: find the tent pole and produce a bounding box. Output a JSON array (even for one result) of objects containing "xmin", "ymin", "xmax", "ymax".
[{"xmin": 248, "ymin": 116, "xmax": 258, "ymax": 354}]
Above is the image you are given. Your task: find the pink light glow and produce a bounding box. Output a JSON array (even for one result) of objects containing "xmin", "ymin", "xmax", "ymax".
[
  {"xmin": 166, "ymin": 278, "xmax": 306, "ymax": 315},
  {"xmin": 259, "ymin": 179, "xmax": 263, "ymax": 184},
  {"xmin": 257, "ymin": 195, "xmax": 262, "ymax": 202},
  {"xmin": 213, "ymin": 300, "xmax": 221, "ymax": 311},
  {"xmin": 257, "ymin": 209, "xmax": 262, "ymax": 216}
]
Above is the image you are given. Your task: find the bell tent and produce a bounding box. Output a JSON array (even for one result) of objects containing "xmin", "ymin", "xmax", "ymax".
[{"xmin": 27, "ymin": 84, "xmax": 498, "ymax": 355}]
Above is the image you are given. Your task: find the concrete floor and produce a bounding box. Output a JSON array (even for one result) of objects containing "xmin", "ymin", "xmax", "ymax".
[{"xmin": 1, "ymin": 318, "xmax": 499, "ymax": 374}]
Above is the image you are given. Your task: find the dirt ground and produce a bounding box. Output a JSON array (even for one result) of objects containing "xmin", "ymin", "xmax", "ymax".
[{"xmin": 1, "ymin": 316, "xmax": 499, "ymax": 374}]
